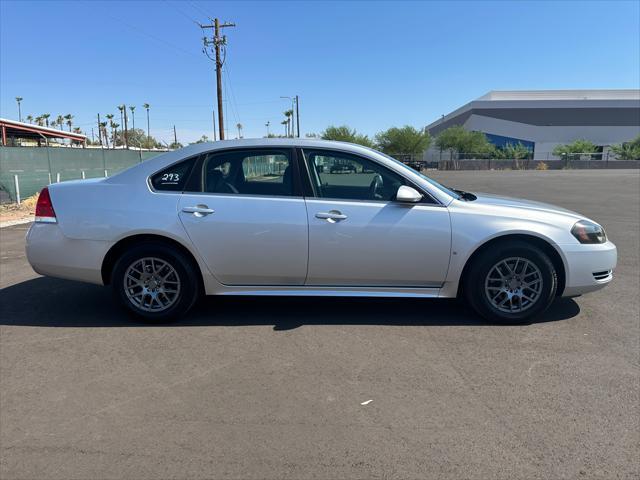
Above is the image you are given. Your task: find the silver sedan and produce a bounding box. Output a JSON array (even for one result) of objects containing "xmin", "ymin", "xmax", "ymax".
[{"xmin": 26, "ymin": 139, "xmax": 617, "ymax": 323}]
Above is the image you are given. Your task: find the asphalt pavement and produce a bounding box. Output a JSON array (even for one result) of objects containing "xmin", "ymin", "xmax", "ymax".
[{"xmin": 1, "ymin": 169, "xmax": 638, "ymax": 479}]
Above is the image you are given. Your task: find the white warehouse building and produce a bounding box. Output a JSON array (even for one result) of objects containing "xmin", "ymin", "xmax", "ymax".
[{"xmin": 425, "ymin": 90, "xmax": 640, "ymax": 160}]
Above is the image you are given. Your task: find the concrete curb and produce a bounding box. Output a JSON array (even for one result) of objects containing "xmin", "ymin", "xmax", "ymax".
[{"xmin": 0, "ymin": 218, "xmax": 32, "ymax": 228}]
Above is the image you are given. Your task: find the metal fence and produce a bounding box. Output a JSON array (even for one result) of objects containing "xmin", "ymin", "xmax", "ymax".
[
  {"xmin": 0, "ymin": 147, "xmax": 163, "ymax": 203},
  {"xmin": 389, "ymin": 152, "xmax": 640, "ymax": 172}
]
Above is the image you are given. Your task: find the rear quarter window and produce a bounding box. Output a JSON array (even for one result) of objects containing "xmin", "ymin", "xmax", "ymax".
[{"xmin": 150, "ymin": 157, "xmax": 196, "ymax": 191}]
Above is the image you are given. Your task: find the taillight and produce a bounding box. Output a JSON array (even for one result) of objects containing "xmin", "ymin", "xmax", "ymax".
[{"xmin": 35, "ymin": 187, "xmax": 57, "ymax": 223}]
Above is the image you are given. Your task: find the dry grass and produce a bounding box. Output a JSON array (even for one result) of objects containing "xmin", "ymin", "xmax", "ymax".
[
  {"xmin": 536, "ymin": 161, "xmax": 549, "ymax": 171},
  {"xmin": 0, "ymin": 194, "xmax": 38, "ymax": 223}
]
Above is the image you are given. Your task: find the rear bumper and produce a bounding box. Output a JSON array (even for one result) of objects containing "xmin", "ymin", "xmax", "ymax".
[
  {"xmin": 560, "ymin": 240, "xmax": 617, "ymax": 297},
  {"xmin": 25, "ymin": 223, "xmax": 110, "ymax": 285}
]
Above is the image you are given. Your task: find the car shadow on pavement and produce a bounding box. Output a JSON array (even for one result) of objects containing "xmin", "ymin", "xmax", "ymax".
[{"xmin": 0, "ymin": 277, "xmax": 581, "ymax": 329}]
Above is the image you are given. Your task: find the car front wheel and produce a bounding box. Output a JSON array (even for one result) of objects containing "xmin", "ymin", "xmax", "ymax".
[
  {"xmin": 112, "ymin": 243, "xmax": 200, "ymax": 321},
  {"xmin": 464, "ymin": 241, "xmax": 557, "ymax": 324}
]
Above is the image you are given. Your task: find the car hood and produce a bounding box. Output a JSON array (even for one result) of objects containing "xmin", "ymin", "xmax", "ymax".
[{"xmin": 470, "ymin": 192, "xmax": 583, "ymax": 219}]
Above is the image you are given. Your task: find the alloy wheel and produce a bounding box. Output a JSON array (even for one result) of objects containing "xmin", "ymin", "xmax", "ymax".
[
  {"xmin": 123, "ymin": 257, "xmax": 181, "ymax": 312},
  {"xmin": 484, "ymin": 257, "xmax": 543, "ymax": 313}
]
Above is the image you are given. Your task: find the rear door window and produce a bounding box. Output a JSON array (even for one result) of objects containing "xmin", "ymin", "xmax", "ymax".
[
  {"xmin": 150, "ymin": 157, "xmax": 197, "ymax": 191},
  {"xmin": 197, "ymin": 149, "xmax": 296, "ymax": 197}
]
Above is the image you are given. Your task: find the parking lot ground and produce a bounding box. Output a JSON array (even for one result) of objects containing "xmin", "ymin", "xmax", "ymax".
[{"xmin": 1, "ymin": 169, "xmax": 638, "ymax": 479}]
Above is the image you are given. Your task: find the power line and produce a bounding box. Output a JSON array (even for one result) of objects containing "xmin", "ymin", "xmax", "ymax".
[
  {"xmin": 104, "ymin": 12, "xmax": 200, "ymax": 60},
  {"xmin": 162, "ymin": 0, "xmax": 200, "ymax": 25},
  {"xmin": 223, "ymin": 65, "xmax": 241, "ymax": 126},
  {"xmin": 188, "ymin": 1, "xmax": 211, "ymax": 19}
]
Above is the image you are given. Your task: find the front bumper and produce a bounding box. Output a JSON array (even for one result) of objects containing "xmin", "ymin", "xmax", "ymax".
[
  {"xmin": 26, "ymin": 222, "xmax": 110, "ymax": 285},
  {"xmin": 560, "ymin": 240, "xmax": 617, "ymax": 297}
]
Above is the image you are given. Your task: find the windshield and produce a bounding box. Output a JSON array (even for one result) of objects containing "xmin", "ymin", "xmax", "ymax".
[{"xmin": 371, "ymin": 150, "xmax": 461, "ymax": 199}]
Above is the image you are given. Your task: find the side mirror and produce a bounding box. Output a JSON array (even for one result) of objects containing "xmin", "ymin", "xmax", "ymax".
[{"xmin": 396, "ymin": 185, "xmax": 423, "ymax": 203}]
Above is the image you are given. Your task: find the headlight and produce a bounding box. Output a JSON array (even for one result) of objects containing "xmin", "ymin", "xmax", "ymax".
[{"xmin": 571, "ymin": 220, "xmax": 607, "ymax": 244}]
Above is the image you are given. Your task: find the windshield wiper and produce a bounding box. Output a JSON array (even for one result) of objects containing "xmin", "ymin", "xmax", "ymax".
[{"xmin": 449, "ymin": 187, "xmax": 477, "ymax": 201}]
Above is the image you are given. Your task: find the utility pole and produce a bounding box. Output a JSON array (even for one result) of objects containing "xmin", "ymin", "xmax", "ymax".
[
  {"xmin": 295, "ymin": 95, "xmax": 300, "ymax": 138},
  {"xmin": 265, "ymin": 121, "xmax": 270, "ymax": 137},
  {"xmin": 97, "ymin": 113, "xmax": 102, "ymax": 146},
  {"xmin": 201, "ymin": 18, "xmax": 235, "ymax": 141},
  {"xmin": 173, "ymin": 125, "xmax": 178, "ymax": 146},
  {"xmin": 212, "ymin": 110, "xmax": 217, "ymax": 141}
]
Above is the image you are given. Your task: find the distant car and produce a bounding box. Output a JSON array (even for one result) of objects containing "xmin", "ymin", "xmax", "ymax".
[
  {"xmin": 406, "ymin": 161, "xmax": 424, "ymax": 172},
  {"xmin": 26, "ymin": 139, "xmax": 616, "ymax": 324},
  {"xmin": 330, "ymin": 163, "xmax": 357, "ymax": 174}
]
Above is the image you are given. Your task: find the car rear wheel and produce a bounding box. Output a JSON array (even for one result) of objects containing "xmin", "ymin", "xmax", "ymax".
[
  {"xmin": 464, "ymin": 241, "xmax": 557, "ymax": 324},
  {"xmin": 112, "ymin": 243, "xmax": 199, "ymax": 321}
]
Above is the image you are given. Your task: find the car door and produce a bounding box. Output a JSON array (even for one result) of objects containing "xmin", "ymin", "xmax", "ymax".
[
  {"xmin": 177, "ymin": 148, "xmax": 308, "ymax": 286},
  {"xmin": 301, "ymin": 148, "xmax": 451, "ymax": 287}
]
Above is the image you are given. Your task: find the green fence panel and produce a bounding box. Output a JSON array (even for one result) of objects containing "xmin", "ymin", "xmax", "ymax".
[{"xmin": 0, "ymin": 147, "xmax": 165, "ymax": 202}]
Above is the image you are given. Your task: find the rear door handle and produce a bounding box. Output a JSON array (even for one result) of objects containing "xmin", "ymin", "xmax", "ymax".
[
  {"xmin": 182, "ymin": 205, "xmax": 215, "ymax": 216},
  {"xmin": 315, "ymin": 210, "xmax": 347, "ymax": 222}
]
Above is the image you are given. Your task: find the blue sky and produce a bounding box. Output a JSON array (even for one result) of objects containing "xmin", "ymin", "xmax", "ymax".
[{"xmin": 1, "ymin": 0, "xmax": 639, "ymax": 143}]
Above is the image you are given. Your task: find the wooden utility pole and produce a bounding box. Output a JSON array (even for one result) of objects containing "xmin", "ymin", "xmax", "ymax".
[
  {"xmin": 173, "ymin": 125, "xmax": 178, "ymax": 146},
  {"xmin": 97, "ymin": 113, "xmax": 102, "ymax": 146},
  {"xmin": 201, "ymin": 18, "xmax": 235, "ymax": 140}
]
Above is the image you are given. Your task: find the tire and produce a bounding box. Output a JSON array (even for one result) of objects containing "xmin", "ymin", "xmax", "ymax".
[
  {"xmin": 463, "ymin": 241, "xmax": 557, "ymax": 324},
  {"xmin": 112, "ymin": 243, "xmax": 200, "ymax": 321}
]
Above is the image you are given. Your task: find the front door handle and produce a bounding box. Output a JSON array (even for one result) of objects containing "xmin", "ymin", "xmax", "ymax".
[
  {"xmin": 315, "ymin": 210, "xmax": 347, "ymax": 222},
  {"xmin": 182, "ymin": 205, "xmax": 215, "ymax": 217}
]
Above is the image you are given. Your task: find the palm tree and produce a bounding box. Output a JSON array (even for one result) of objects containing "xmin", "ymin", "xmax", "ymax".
[
  {"xmin": 236, "ymin": 123, "xmax": 243, "ymax": 138},
  {"xmin": 105, "ymin": 114, "xmax": 114, "ymax": 148},
  {"xmin": 283, "ymin": 109, "xmax": 293, "ymax": 137},
  {"xmin": 99, "ymin": 121, "xmax": 109, "ymax": 148},
  {"xmin": 56, "ymin": 115, "xmax": 64, "ymax": 131},
  {"xmin": 42, "ymin": 113, "xmax": 51, "ymax": 127},
  {"xmin": 142, "ymin": 103, "xmax": 150, "ymax": 148},
  {"xmin": 15, "ymin": 97, "xmax": 23, "ymax": 122},
  {"xmin": 26, "ymin": 115, "xmax": 33, "ymax": 124},
  {"xmin": 73, "ymin": 127, "xmax": 82, "ymax": 134},
  {"xmin": 35, "ymin": 116, "xmax": 44, "ymax": 126},
  {"xmin": 112, "ymin": 122, "xmax": 120, "ymax": 147},
  {"xmin": 64, "ymin": 114, "xmax": 73, "ymax": 132},
  {"xmin": 281, "ymin": 119, "xmax": 288, "ymax": 136},
  {"xmin": 129, "ymin": 106, "xmax": 136, "ymax": 147}
]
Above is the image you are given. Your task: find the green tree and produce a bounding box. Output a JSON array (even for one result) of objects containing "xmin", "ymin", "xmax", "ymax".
[
  {"xmin": 375, "ymin": 126, "xmax": 431, "ymax": 155},
  {"xmin": 320, "ymin": 125, "xmax": 374, "ymax": 147},
  {"xmin": 435, "ymin": 126, "xmax": 494, "ymax": 165},
  {"xmin": 169, "ymin": 141, "xmax": 183, "ymax": 150},
  {"xmin": 26, "ymin": 115, "xmax": 33, "ymax": 124},
  {"xmin": 493, "ymin": 142, "xmax": 533, "ymax": 168},
  {"xmin": 191, "ymin": 135, "xmax": 210, "ymax": 144},
  {"xmin": 114, "ymin": 128, "xmax": 160, "ymax": 148},
  {"xmin": 553, "ymin": 139, "xmax": 598, "ymax": 159},
  {"xmin": 55, "ymin": 115, "xmax": 64, "ymax": 130},
  {"xmin": 42, "ymin": 113, "xmax": 51, "ymax": 127},
  {"xmin": 609, "ymin": 135, "xmax": 640, "ymax": 160}
]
